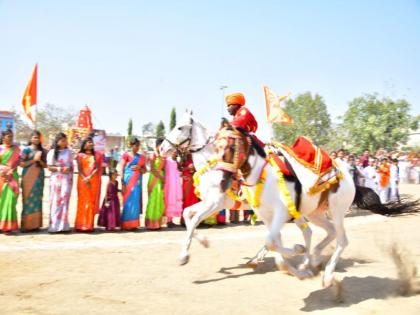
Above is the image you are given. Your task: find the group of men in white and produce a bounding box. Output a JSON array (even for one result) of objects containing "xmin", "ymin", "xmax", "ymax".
[
  {"xmin": 336, "ymin": 151, "xmax": 400, "ymax": 204},
  {"xmin": 360, "ymin": 158, "xmax": 399, "ymax": 204}
]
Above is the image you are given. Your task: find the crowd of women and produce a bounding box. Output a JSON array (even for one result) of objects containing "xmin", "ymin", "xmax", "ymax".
[{"xmin": 0, "ymin": 129, "xmax": 250, "ymax": 234}]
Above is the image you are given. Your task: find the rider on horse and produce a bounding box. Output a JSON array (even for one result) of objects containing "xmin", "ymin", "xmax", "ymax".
[
  {"xmin": 226, "ymin": 92, "xmax": 266, "ymax": 148},
  {"xmin": 226, "ymin": 93, "xmax": 258, "ymax": 133},
  {"xmin": 218, "ymin": 92, "xmax": 265, "ymax": 191}
]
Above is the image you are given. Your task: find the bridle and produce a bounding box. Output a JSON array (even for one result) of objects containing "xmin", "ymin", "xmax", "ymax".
[{"xmin": 164, "ymin": 120, "xmax": 213, "ymax": 158}]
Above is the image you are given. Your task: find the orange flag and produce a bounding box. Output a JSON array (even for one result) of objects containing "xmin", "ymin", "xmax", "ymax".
[
  {"xmin": 263, "ymin": 86, "xmax": 293, "ymax": 124},
  {"xmin": 22, "ymin": 64, "xmax": 38, "ymax": 122}
]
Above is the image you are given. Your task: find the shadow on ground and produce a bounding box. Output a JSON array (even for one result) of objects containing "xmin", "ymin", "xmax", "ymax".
[
  {"xmin": 193, "ymin": 257, "xmax": 278, "ymax": 284},
  {"xmin": 301, "ymin": 276, "xmax": 402, "ymax": 312},
  {"xmin": 193, "ymin": 256, "xmax": 373, "ymax": 285}
]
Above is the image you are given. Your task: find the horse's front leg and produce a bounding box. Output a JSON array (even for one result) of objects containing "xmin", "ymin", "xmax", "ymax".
[
  {"xmin": 294, "ymin": 217, "xmax": 313, "ymax": 272},
  {"xmin": 180, "ymin": 195, "xmax": 225, "ymax": 265}
]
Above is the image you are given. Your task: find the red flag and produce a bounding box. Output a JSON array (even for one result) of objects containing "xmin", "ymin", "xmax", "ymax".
[
  {"xmin": 263, "ymin": 86, "xmax": 293, "ymax": 124},
  {"xmin": 22, "ymin": 64, "xmax": 38, "ymax": 122}
]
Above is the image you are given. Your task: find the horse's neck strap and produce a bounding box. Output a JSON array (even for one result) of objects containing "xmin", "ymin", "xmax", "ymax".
[{"xmin": 241, "ymin": 160, "xmax": 269, "ymax": 187}]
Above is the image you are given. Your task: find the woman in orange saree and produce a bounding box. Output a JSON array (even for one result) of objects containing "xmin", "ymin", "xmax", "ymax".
[{"xmin": 75, "ymin": 137, "xmax": 102, "ymax": 232}]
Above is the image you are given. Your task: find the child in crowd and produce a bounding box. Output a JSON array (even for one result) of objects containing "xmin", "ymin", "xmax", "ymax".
[{"xmin": 98, "ymin": 170, "xmax": 122, "ymax": 231}]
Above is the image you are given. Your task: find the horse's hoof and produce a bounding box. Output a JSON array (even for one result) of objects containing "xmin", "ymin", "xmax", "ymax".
[
  {"xmin": 294, "ymin": 244, "xmax": 306, "ymax": 255},
  {"xmin": 294, "ymin": 269, "xmax": 313, "ymax": 280},
  {"xmin": 310, "ymin": 257, "xmax": 323, "ymax": 270},
  {"xmin": 179, "ymin": 254, "xmax": 190, "ymax": 266},
  {"xmin": 298, "ymin": 263, "xmax": 309, "ymax": 271},
  {"xmin": 322, "ymin": 274, "xmax": 334, "ymax": 288},
  {"xmin": 246, "ymin": 260, "xmax": 258, "ymax": 269},
  {"xmin": 200, "ymin": 237, "xmax": 210, "ymax": 248},
  {"xmin": 305, "ymin": 269, "xmax": 315, "ymax": 278},
  {"xmin": 276, "ymin": 262, "xmax": 289, "ymax": 273}
]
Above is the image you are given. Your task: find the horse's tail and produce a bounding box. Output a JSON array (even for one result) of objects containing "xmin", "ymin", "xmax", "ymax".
[{"xmin": 353, "ymin": 185, "xmax": 420, "ymax": 216}]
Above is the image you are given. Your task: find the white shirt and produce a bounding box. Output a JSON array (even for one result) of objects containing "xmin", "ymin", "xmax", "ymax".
[
  {"xmin": 390, "ymin": 164, "xmax": 399, "ymax": 183},
  {"xmin": 363, "ymin": 166, "xmax": 377, "ymax": 190}
]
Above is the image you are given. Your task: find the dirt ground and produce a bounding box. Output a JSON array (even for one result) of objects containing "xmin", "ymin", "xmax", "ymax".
[{"xmin": 0, "ymin": 183, "xmax": 419, "ymax": 315}]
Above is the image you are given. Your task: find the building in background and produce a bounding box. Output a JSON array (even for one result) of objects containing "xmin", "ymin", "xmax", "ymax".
[{"xmin": 0, "ymin": 111, "xmax": 15, "ymax": 133}]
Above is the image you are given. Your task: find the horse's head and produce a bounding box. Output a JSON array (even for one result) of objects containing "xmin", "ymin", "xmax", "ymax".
[{"xmin": 160, "ymin": 110, "xmax": 195, "ymax": 158}]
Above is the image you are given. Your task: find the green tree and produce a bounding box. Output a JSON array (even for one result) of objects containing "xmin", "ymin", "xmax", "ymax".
[
  {"xmin": 155, "ymin": 120, "xmax": 165, "ymax": 138},
  {"xmin": 127, "ymin": 118, "xmax": 133, "ymax": 143},
  {"xmin": 15, "ymin": 103, "xmax": 77, "ymax": 142},
  {"xmin": 14, "ymin": 114, "xmax": 33, "ymax": 143},
  {"xmin": 141, "ymin": 122, "xmax": 155, "ymax": 136},
  {"xmin": 273, "ymin": 92, "xmax": 332, "ymax": 146},
  {"xmin": 340, "ymin": 93, "xmax": 417, "ymax": 154},
  {"xmin": 169, "ymin": 107, "xmax": 177, "ymax": 130},
  {"xmin": 127, "ymin": 118, "xmax": 133, "ymax": 137}
]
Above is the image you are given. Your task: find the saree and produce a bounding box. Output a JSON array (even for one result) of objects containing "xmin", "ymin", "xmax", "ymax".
[
  {"xmin": 181, "ymin": 157, "xmax": 200, "ymax": 209},
  {"xmin": 20, "ymin": 147, "xmax": 46, "ymax": 231},
  {"xmin": 0, "ymin": 145, "xmax": 21, "ymax": 232},
  {"xmin": 75, "ymin": 152, "xmax": 102, "ymax": 231},
  {"xmin": 164, "ymin": 157, "xmax": 183, "ymax": 223},
  {"xmin": 145, "ymin": 154, "xmax": 165, "ymax": 230},
  {"xmin": 98, "ymin": 181, "xmax": 121, "ymax": 230},
  {"xmin": 121, "ymin": 152, "xmax": 145, "ymax": 230},
  {"xmin": 47, "ymin": 148, "xmax": 73, "ymax": 232}
]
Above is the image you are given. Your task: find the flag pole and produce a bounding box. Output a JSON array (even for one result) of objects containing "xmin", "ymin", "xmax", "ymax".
[{"xmin": 34, "ymin": 64, "xmax": 38, "ymax": 130}]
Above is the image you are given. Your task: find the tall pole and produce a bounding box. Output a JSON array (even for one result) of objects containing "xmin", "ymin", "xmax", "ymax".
[
  {"xmin": 34, "ymin": 64, "xmax": 38, "ymax": 130},
  {"xmin": 220, "ymin": 85, "xmax": 228, "ymax": 118}
]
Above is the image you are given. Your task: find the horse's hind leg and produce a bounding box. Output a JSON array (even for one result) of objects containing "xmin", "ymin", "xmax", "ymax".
[
  {"xmin": 266, "ymin": 208, "xmax": 312, "ymax": 279},
  {"xmin": 322, "ymin": 207, "xmax": 348, "ymax": 287}
]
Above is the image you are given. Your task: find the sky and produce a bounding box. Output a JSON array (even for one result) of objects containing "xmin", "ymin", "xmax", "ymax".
[{"xmin": 0, "ymin": 0, "xmax": 419, "ymax": 141}]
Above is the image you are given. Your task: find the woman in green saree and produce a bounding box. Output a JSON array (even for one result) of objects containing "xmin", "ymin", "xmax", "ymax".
[
  {"xmin": 20, "ymin": 130, "xmax": 47, "ymax": 232},
  {"xmin": 145, "ymin": 138, "xmax": 165, "ymax": 230},
  {"xmin": 0, "ymin": 129, "xmax": 21, "ymax": 232}
]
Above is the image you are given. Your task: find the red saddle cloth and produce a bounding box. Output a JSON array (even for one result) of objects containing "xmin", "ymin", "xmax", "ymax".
[
  {"xmin": 268, "ymin": 152, "xmax": 293, "ymax": 176},
  {"xmin": 271, "ymin": 137, "xmax": 333, "ymax": 176}
]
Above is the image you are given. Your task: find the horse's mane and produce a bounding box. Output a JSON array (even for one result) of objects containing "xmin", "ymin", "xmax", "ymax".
[{"xmin": 234, "ymin": 127, "xmax": 267, "ymax": 159}]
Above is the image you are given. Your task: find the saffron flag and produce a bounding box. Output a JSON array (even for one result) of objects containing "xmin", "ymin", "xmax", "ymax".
[
  {"xmin": 263, "ymin": 86, "xmax": 293, "ymax": 124},
  {"xmin": 22, "ymin": 64, "xmax": 38, "ymax": 122}
]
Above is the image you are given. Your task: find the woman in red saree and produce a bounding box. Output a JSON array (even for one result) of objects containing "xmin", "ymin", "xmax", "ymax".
[
  {"xmin": 75, "ymin": 137, "xmax": 102, "ymax": 232},
  {"xmin": 181, "ymin": 154, "xmax": 199, "ymax": 210}
]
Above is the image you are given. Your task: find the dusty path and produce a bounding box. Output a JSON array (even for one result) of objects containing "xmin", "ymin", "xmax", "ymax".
[{"xmin": 0, "ymin": 184, "xmax": 419, "ymax": 315}]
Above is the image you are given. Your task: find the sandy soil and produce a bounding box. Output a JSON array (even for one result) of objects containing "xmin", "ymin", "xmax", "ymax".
[{"xmin": 0, "ymin": 183, "xmax": 419, "ymax": 315}]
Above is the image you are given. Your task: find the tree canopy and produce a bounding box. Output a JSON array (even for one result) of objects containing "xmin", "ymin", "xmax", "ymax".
[
  {"xmin": 273, "ymin": 92, "xmax": 332, "ymax": 146},
  {"xmin": 169, "ymin": 107, "xmax": 176, "ymax": 131},
  {"xmin": 340, "ymin": 93, "xmax": 417, "ymax": 154},
  {"xmin": 155, "ymin": 120, "xmax": 165, "ymax": 138},
  {"xmin": 15, "ymin": 103, "xmax": 77, "ymax": 143}
]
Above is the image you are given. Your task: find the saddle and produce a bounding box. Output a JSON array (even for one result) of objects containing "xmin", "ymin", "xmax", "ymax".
[
  {"xmin": 215, "ymin": 127, "xmax": 254, "ymax": 191},
  {"xmin": 271, "ymin": 137, "xmax": 342, "ymax": 195}
]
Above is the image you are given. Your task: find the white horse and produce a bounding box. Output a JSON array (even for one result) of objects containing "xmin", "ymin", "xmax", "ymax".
[{"xmin": 160, "ymin": 111, "xmax": 355, "ymax": 287}]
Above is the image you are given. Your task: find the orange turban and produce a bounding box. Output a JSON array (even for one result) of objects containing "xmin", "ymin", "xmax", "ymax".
[{"xmin": 225, "ymin": 93, "xmax": 246, "ymax": 107}]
